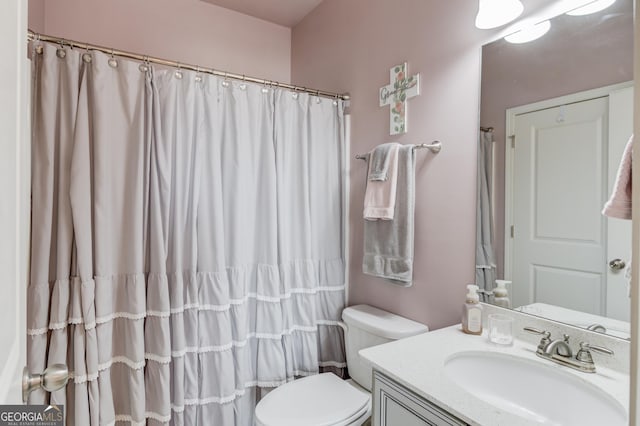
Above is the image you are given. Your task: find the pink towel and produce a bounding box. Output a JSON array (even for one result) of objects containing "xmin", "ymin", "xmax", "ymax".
[
  {"xmin": 603, "ymin": 135, "xmax": 633, "ymax": 220},
  {"xmin": 364, "ymin": 143, "xmax": 400, "ymax": 220}
]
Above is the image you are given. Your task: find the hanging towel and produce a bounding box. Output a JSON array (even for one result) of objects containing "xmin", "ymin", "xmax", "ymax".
[
  {"xmin": 363, "ymin": 143, "xmax": 400, "ymax": 220},
  {"xmin": 368, "ymin": 143, "xmax": 397, "ymax": 181},
  {"xmin": 603, "ymin": 135, "xmax": 633, "ymax": 220},
  {"xmin": 363, "ymin": 145, "xmax": 415, "ymax": 286}
]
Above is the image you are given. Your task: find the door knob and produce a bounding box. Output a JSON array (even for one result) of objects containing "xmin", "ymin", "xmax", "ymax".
[
  {"xmin": 22, "ymin": 364, "xmax": 69, "ymax": 403},
  {"xmin": 609, "ymin": 259, "xmax": 626, "ymax": 271}
]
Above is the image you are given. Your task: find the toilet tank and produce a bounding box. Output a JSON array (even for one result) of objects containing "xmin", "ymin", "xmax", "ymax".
[{"xmin": 342, "ymin": 304, "xmax": 428, "ymax": 391}]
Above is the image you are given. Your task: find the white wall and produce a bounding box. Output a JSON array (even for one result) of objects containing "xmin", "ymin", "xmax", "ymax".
[{"xmin": 0, "ymin": 0, "xmax": 29, "ymax": 403}]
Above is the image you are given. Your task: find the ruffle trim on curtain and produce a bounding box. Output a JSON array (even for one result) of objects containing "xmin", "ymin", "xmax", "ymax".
[{"xmin": 27, "ymin": 258, "xmax": 345, "ymax": 424}]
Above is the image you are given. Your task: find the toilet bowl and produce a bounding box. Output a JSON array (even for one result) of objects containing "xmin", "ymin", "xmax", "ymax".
[{"xmin": 255, "ymin": 304, "xmax": 428, "ymax": 426}]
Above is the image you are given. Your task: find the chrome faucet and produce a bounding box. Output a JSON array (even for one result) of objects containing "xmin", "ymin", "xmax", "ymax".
[
  {"xmin": 524, "ymin": 327, "xmax": 571, "ymax": 358},
  {"xmin": 543, "ymin": 334, "xmax": 572, "ymax": 358},
  {"xmin": 523, "ymin": 327, "xmax": 613, "ymax": 373},
  {"xmin": 586, "ymin": 323, "xmax": 607, "ymax": 333}
]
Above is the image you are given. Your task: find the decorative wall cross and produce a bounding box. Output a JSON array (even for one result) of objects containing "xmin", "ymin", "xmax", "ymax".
[{"xmin": 379, "ymin": 62, "xmax": 420, "ymax": 135}]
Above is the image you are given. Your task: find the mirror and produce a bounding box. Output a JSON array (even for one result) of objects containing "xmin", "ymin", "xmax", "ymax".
[{"xmin": 477, "ymin": 0, "xmax": 633, "ymax": 339}]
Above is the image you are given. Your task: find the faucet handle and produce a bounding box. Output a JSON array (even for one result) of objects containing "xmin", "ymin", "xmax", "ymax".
[
  {"xmin": 576, "ymin": 341, "xmax": 614, "ymax": 367},
  {"xmin": 578, "ymin": 342, "xmax": 614, "ymax": 356},
  {"xmin": 523, "ymin": 326, "xmax": 550, "ymax": 339},
  {"xmin": 524, "ymin": 327, "xmax": 551, "ymax": 354}
]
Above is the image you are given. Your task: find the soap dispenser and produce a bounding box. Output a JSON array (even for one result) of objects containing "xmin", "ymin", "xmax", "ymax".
[
  {"xmin": 493, "ymin": 280, "xmax": 512, "ymax": 309},
  {"xmin": 462, "ymin": 284, "xmax": 483, "ymax": 335}
]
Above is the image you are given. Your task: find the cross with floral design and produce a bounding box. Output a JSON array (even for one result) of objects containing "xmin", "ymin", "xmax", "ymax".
[{"xmin": 379, "ymin": 62, "xmax": 420, "ymax": 135}]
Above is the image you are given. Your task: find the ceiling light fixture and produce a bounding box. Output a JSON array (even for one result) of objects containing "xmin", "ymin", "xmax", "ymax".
[
  {"xmin": 504, "ymin": 20, "xmax": 551, "ymax": 43},
  {"xmin": 566, "ymin": 0, "xmax": 616, "ymax": 16},
  {"xmin": 475, "ymin": 0, "xmax": 525, "ymax": 29}
]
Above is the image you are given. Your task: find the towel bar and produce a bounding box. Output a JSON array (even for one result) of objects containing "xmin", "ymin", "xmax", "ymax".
[{"xmin": 355, "ymin": 141, "xmax": 441, "ymax": 160}]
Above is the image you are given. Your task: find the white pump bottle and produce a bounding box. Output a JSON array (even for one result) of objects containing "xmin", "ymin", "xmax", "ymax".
[
  {"xmin": 462, "ymin": 284, "xmax": 483, "ymax": 335},
  {"xmin": 493, "ymin": 280, "xmax": 512, "ymax": 309}
]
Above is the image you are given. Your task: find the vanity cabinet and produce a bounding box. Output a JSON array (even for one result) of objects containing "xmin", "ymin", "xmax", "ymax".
[{"xmin": 372, "ymin": 371, "xmax": 467, "ymax": 426}]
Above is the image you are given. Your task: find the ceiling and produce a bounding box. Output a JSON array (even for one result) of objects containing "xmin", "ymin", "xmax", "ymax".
[{"xmin": 200, "ymin": 0, "xmax": 324, "ymax": 27}]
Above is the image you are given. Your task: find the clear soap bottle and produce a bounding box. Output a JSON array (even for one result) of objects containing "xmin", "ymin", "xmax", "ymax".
[{"xmin": 462, "ymin": 284, "xmax": 483, "ymax": 335}]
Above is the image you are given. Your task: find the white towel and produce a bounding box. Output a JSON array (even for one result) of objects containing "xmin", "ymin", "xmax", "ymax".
[
  {"xmin": 363, "ymin": 143, "xmax": 400, "ymax": 220},
  {"xmin": 602, "ymin": 135, "xmax": 633, "ymax": 220}
]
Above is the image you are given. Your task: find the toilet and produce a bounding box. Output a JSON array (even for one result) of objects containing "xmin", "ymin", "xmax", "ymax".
[{"xmin": 255, "ymin": 304, "xmax": 429, "ymax": 426}]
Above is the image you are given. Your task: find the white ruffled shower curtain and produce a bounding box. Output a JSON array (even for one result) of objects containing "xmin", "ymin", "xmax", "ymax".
[{"xmin": 27, "ymin": 42, "xmax": 346, "ymax": 426}]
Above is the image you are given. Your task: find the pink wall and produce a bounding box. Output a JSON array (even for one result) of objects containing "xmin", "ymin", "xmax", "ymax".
[
  {"xmin": 28, "ymin": 0, "xmax": 44, "ymax": 33},
  {"xmin": 292, "ymin": 0, "xmax": 496, "ymax": 330},
  {"xmin": 31, "ymin": 0, "xmax": 291, "ymax": 83},
  {"xmin": 481, "ymin": 0, "xmax": 633, "ymax": 278}
]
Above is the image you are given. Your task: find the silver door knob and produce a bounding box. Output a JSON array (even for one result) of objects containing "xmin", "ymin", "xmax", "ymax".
[
  {"xmin": 609, "ymin": 259, "xmax": 626, "ymax": 270},
  {"xmin": 22, "ymin": 364, "xmax": 69, "ymax": 403}
]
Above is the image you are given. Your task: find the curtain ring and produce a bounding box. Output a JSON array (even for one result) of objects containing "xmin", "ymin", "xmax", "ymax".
[
  {"xmin": 82, "ymin": 44, "xmax": 92, "ymax": 63},
  {"xmin": 108, "ymin": 49, "xmax": 118, "ymax": 68},
  {"xmin": 139, "ymin": 56, "xmax": 150, "ymax": 72},
  {"xmin": 56, "ymin": 40, "xmax": 66, "ymax": 59},
  {"xmin": 174, "ymin": 62, "xmax": 183, "ymax": 80},
  {"xmin": 33, "ymin": 33, "xmax": 43, "ymax": 55}
]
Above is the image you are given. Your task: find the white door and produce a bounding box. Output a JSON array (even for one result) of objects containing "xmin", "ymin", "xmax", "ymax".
[
  {"xmin": 512, "ymin": 96, "xmax": 610, "ymax": 314},
  {"xmin": 0, "ymin": 0, "xmax": 29, "ymax": 403},
  {"xmin": 606, "ymin": 86, "xmax": 633, "ymax": 322}
]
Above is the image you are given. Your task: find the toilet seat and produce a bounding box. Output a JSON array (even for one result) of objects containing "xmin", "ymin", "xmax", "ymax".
[{"xmin": 255, "ymin": 373, "xmax": 371, "ymax": 426}]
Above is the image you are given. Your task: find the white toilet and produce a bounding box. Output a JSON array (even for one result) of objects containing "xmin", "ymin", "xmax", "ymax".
[{"xmin": 255, "ymin": 304, "xmax": 429, "ymax": 426}]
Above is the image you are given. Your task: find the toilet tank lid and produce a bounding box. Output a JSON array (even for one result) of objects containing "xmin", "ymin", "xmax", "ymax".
[{"xmin": 342, "ymin": 305, "xmax": 428, "ymax": 340}]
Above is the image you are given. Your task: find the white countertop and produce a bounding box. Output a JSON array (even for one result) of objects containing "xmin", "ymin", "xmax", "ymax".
[{"xmin": 359, "ymin": 324, "xmax": 629, "ymax": 426}]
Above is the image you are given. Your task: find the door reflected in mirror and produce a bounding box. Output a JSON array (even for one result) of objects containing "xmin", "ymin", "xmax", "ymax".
[{"xmin": 477, "ymin": 0, "xmax": 633, "ymax": 339}]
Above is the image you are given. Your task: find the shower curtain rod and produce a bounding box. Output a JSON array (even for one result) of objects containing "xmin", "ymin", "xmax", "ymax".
[{"xmin": 26, "ymin": 30, "xmax": 351, "ymax": 101}]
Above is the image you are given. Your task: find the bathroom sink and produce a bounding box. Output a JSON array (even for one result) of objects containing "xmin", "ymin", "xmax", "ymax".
[{"xmin": 443, "ymin": 351, "xmax": 627, "ymax": 425}]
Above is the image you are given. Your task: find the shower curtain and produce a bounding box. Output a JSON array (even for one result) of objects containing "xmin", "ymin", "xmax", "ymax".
[
  {"xmin": 475, "ymin": 130, "xmax": 496, "ymax": 292},
  {"xmin": 27, "ymin": 42, "xmax": 346, "ymax": 426}
]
